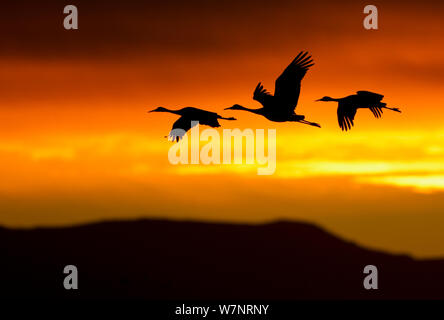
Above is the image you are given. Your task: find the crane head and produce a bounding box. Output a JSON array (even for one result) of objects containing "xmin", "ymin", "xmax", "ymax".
[
  {"xmin": 148, "ymin": 107, "xmax": 169, "ymax": 113},
  {"xmin": 225, "ymin": 104, "xmax": 245, "ymax": 110},
  {"xmin": 315, "ymin": 96, "xmax": 335, "ymax": 102}
]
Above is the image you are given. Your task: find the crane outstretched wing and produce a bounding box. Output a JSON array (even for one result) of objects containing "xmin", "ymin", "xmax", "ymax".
[
  {"xmin": 337, "ymin": 103, "xmax": 357, "ymax": 131},
  {"xmin": 169, "ymin": 116, "xmax": 198, "ymax": 142},
  {"xmin": 274, "ymin": 51, "xmax": 314, "ymax": 112}
]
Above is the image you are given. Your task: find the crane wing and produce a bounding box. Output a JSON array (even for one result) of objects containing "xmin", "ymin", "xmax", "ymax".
[
  {"xmin": 337, "ymin": 103, "xmax": 357, "ymax": 131},
  {"xmin": 253, "ymin": 82, "xmax": 274, "ymax": 108},
  {"xmin": 169, "ymin": 116, "xmax": 198, "ymax": 142},
  {"xmin": 369, "ymin": 105, "xmax": 383, "ymax": 118},
  {"xmin": 356, "ymin": 91, "xmax": 385, "ymax": 118},
  {"xmin": 356, "ymin": 91, "xmax": 384, "ymax": 101},
  {"xmin": 274, "ymin": 51, "xmax": 314, "ymax": 112}
]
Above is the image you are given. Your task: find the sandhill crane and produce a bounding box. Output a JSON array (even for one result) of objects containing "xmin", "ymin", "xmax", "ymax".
[
  {"xmin": 149, "ymin": 107, "xmax": 236, "ymax": 141},
  {"xmin": 224, "ymin": 51, "xmax": 321, "ymax": 127},
  {"xmin": 316, "ymin": 91, "xmax": 401, "ymax": 131}
]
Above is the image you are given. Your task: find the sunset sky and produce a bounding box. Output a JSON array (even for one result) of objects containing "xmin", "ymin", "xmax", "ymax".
[{"xmin": 1, "ymin": 0, "xmax": 444, "ymax": 257}]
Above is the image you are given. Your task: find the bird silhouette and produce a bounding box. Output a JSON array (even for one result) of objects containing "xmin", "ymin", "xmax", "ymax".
[
  {"xmin": 316, "ymin": 91, "xmax": 401, "ymax": 131},
  {"xmin": 224, "ymin": 51, "xmax": 321, "ymax": 128},
  {"xmin": 149, "ymin": 107, "xmax": 236, "ymax": 142}
]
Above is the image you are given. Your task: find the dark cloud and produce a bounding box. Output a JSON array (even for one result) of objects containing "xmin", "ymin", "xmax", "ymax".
[
  {"xmin": 0, "ymin": 0, "xmax": 442, "ymax": 67},
  {"xmin": 0, "ymin": 0, "xmax": 308, "ymax": 58},
  {"xmin": 3, "ymin": 0, "xmax": 442, "ymax": 59}
]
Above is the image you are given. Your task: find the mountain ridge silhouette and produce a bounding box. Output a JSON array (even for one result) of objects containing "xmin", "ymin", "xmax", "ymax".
[{"xmin": 1, "ymin": 218, "xmax": 443, "ymax": 299}]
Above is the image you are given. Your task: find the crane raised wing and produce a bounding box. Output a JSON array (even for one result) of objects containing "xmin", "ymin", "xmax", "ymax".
[
  {"xmin": 253, "ymin": 82, "xmax": 274, "ymax": 107},
  {"xmin": 356, "ymin": 91, "xmax": 384, "ymax": 118},
  {"xmin": 274, "ymin": 51, "xmax": 314, "ymax": 113},
  {"xmin": 356, "ymin": 91, "xmax": 384, "ymax": 101}
]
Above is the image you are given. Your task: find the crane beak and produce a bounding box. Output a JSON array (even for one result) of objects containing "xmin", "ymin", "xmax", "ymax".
[
  {"xmin": 148, "ymin": 109, "xmax": 155, "ymax": 113},
  {"xmin": 315, "ymin": 99, "xmax": 322, "ymax": 102}
]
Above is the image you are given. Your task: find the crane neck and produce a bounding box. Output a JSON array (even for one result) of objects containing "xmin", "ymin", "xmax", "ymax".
[
  {"xmin": 237, "ymin": 105, "xmax": 264, "ymax": 115},
  {"xmin": 162, "ymin": 108, "xmax": 182, "ymax": 115}
]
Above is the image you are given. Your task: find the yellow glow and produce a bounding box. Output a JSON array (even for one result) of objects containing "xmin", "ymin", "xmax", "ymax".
[
  {"xmin": 276, "ymin": 161, "xmax": 444, "ymax": 177},
  {"xmin": 360, "ymin": 175, "xmax": 444, "ymax": 192},
  {"xmin": 1, "ymin": 129, "xmax": 444, "ymax": 190}
]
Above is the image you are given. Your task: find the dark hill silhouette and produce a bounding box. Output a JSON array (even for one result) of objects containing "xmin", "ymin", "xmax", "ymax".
[{"xmin": 0, "ymin": 219, "xmax": 443, "ymax": 299}]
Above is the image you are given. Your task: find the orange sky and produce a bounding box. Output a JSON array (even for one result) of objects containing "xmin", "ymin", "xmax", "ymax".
[{"xmin": 1, "ymin": 0, "xmax": 444, "ymax": 257}]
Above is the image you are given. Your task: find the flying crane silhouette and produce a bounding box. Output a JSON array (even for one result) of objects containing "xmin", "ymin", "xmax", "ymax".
[
  {"xmin": 316, "ymin": 91, "xmax": 401, "ymax": 131},
  {"xmin": 149, "ymin": 107, "xmax": 236, "ymax": 142},
  {"xmin": 225, "ymin": 51, "xmax": 321, "ymax": 127}
]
